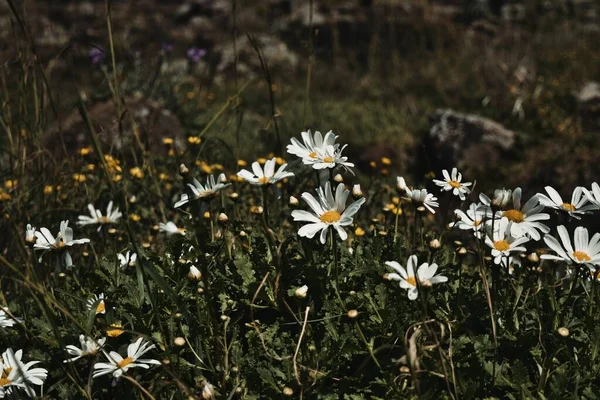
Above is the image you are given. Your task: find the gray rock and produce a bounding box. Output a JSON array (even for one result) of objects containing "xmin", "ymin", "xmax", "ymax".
[{"xmin": 428, "ymin": 109, "xmax": 515, "ymax": 173}]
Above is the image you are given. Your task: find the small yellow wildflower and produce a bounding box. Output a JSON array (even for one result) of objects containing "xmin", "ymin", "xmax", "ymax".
[
  {"xmin": 5, "ymin": 180, "xmax": 17, "ymax": 190},
  {"xmin": 212, "ymin": 163, "xmax": 224, "ymax": 171},
  {"xmin": 369, "ymin": 161, "xmax": 377, "ymax": 169},
  {"xmin": 130, "ymin": 167, "xmax": 144, "ymax": 179},
  {"xmin": 188, "ymin": 136, "xmax": 201, "ymax": 145},
  {"xmin": 162, "ymin": 138, "xmax": 174, "ymax": 145},
  {"xmin": 106, "ymin": 324, "xmax": 125, "ymax": 337},
  {"xmin": 87, "ymin": 164, "xmax": 96, "ymax": 171},
  {"xmin": 237, "ymin": 159, "xmax": 247, "ymax": 167},
  {"xmin": 186, "ymin": 91, "xmax": 196, "ymax": 100},
  {"xmin": 257, "ymin": 158, "xmax": 267, "ymax": 165},
  {"xmin": 43, "ymin": 185, "xmax": 54, "ymax": 195},
  {"xmin": 275, "ymin": 157, "xmax": 285, "ymax": 165},
  {"xmin": 113, "ymin": 174, "xmax": 123, "ymax": 182},
  {"xmin": 203, "ymin": 211, "xmax": 211, "ymax": 219},
  {"xmin": 80, "ymin": 147, "xmax": 93, "ymax": 156},
  {"xmin": 355, "ymin": 227, "xmax": 365, "ymax": 236},
  {"xmin": 200, "ymin": 164, "xmax": 212, "ymax": 174},
  {"xmin": 72, "ymin": 173, "xmax": 87, "ymax": 183},
  {"xmin": 159, "ymin": 173, "xmax": 169, "ymax": 181},
  {"xmin": 0, "ymin": 191, "xmax": 11, "ymax": 201},
  {"xmin": 129, "ymin": 214, "xmax": 141, "ymax": 222},
  {"xmin": 381, "ymin": 157, "xmax": 392, "ymax": 166}
]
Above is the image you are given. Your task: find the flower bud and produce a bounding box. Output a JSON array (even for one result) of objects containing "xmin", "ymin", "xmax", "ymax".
[
  {"xmin": 396, "ymin": 176, "xmax": 408, "ymax": 193},
  {"xmin": 557, "ymin": 327, "xmax": 569, "ymax": 337},
  {"xmin": 174, "ymin": 337, "xmax": 186, "ymax": 346},
  {"xmin": 188, "ymin": 266, "xmax": 202, "ymax": 280},
  {"xmin": 429, "ymin": 239, "xmax": 441, "ymax": 249},
  {"xmin": 289, "ymin": 196, "xmax": 299, "ymax": 206},
  {"xmin": 229, "ymin": 192, "xmax": 239, "ymax": 200},
  {"xmin": 527, "ymin": 252, "xmax": 539, "ymax": 263},
  {"xmin": 334, "ymin": 174, "xmax": 344, "ymax": 183},
  {"xmin": 218, "ymin": 213, "xmax": 229, "ymax": 223},
  {"xmin": 352, "ymin": 184, "xmax": 363, "ymax": 199},
  {"xmin": 294, "ymin": 285, "xmax": 308, "ymax": 299},
  {"xmin": 179, "ymin": 163, "xmax": 189, "ymax": 176},
  {"xmin": 347, "ymin": 309, "xmax": 359, "ymax": 319},
  {"xmin": 491, "ymin": 188, "xmax": 512, "ymax": 208},
  {"xmin": 283, "ymin": 387, "xmax": 294, "ymax": 396},
  {"xmin": 202, "ymin": 382, "xmax": 215, "ymax": 399}
]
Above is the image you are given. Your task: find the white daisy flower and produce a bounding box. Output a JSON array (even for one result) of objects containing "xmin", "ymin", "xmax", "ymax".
[
  {"xmin": 92, "ymin": 337, "xmax": 161, "ymax": 380},
  {"xmin": 541, "ymin": 226, "xmax": 600, "ymax": 268},
  {"xmin": 405, "ymin": 188, "xmax": 439, "ymax": 214},
  {"xmin": 583, "ymin": 182, "xmax": 600, "ymax": 208},
  {"xmin": 87, "ymin": 293, "xmax": 106, "ymax": 315},
  {"xmin": 77, "ymin": 201, "xmax": 122, "ymax": 231},
  {"xmin": 118, "ymin": 251, "xmax": 137, "ymax": 269},
  {"xmin": 25, "ymin": 224, "xmax": 36, "ymax": 244},
  {"xmin": 237, "ymin": 157, "xmax": 294, "ymax": 185},
  {"xmin": 384, "ymin": 255, "xmax": 448, "ymax": 300},
  {"xmin": 480, "ymin": 188, "xmax": 512, "ymax": 209},
  {"xmin": 492, "ymin": 188, "xmax": 550, "ymax": 241},
  {"xmin": 536, "ymin": 186, "xmax": 596, "ymax": 219},
  {"xmin": 174, "ymin": 173, "xmax": 231, "ymax": 208},
  {"xmin": 286, "ymin": 130, "xmax": 338, "ymax": 160},
  {"xmin": 291, "ymin": 182, "xmax": 366, "ymax": 244},
  {"xmin": 485, "ymin": 217, "xmax": 529, "ymax": 264},
  {"xmin": 450, "ymin": 202, "xmax": 490, "ymax": 238},
  {"xmin": 432, "ymin": 167, "xmax": 472, "ymax": 201},
  {"xmin": 64, "ymin": 335, "xmax": 106, "ymax": 363},
  {"xmin": 159, "ymin": 221, "xmax": 186, "ymax": 236},
  {"xmin": 33, "ymin": 220, "xmax": 90, "ymax": 269},
  {"xmin": 396, "ymin": 176, "xmax": 409, "ymax": 192},
  {"xmin": 1, "ymin": 348, "xmax": 48, "ymax": 398},
  {"xmin": 304, "ymin": 144, "xmax": 355, "ymax": 172},
  {"xmin": 0, "ymin": 308, "xmax": 21, "ymax": 329}
]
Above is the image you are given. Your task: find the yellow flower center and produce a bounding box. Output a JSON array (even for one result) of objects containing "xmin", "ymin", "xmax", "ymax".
[
  {"xmin": 258, "ymin": 177, "xmax": 269, "ymax": 184},
  {"xmin": 473, "ymin": 219, "xmax": 482, "ymax": 227},
  {"xmin": 494, "ymin": 240, "xmax": 510, "ymax": 251},
  {"xmin": 53, "ymin": 240, "xmax": 66, "ymax": 249},
  {"xmin": 117, "ymin": 357, "xmax": 134, "ymax": 368},
  {"xmin": 406, "ymin": 276, "xmax": 417, "ymax": 287},
  {"xmin": 1, "ymin": 368, "xmax": 12, "ymax": 379},
  {"xmin": 448, "ymin": 180, "xmax": 461, "ymax": 189},
  {"xmin": 309, "ymin": 152, "xmax": 317, "ymax": 158},
  {"xmin": 323, "ymin": 157, "xmax": 335, "ymax": 163},
  {"xmin": 0, "ymin": 377, "xmax": 10, "ymax": 386},
  {"xmin": 96, "ymin": 301, "xmax": 105, "ymax": 314},
  {"xmin": 320, "ymin": 210, "xmax": 341, "ymax": 224},
  {"xmin": 98, "ymin": 216, "xmax": 110, "ymax": 224},
  {"xmin": 503, "ymin": 209, "xmax": 524, "ymax": 223},
  {"xmin": 107, "ymin": 324, "xmax": 125, "ymax": 337},
  {"xmin": 573, "ymin": 251, "xmax": 591, "ymax": 262},
  {"xmin": 562, "ymin": 203, "xmax": 576, "ymax": 211}
]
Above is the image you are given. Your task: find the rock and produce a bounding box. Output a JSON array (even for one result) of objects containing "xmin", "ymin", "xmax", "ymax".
[
  {"xmin": 45, "ymin": 95, "xmax": 185, "ymax": 158},
  {"xmin": 575, "ymin": 82, "xmax": 600, "ymax": 130},
  {"xmin": 427, "ymin": 109, "xmax": 515, "ymax": 175}
]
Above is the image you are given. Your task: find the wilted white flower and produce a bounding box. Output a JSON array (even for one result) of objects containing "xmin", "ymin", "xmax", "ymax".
[
  {"xmin": 64, "ymin": 335, "xmax": 106, "ymax": 363},
  {"xmin": 396, "ymin": 176, "xmax": 409, "ymax": 192},
  {"xmin": 237, "ymin": 157, "xmax": 294, "ymax": 185},
  {"xmin": 485, "ymin": 217, "xmax": 529, "ymax": 264},
  {"xmin": 118, "ymin": 251, "xmax": 137, "ymax": 269},
  {"xmin": 405, "ymin": 188, "xmax": 439, "ymax": 214},
  {"xmin": 450, "ymin": 203, "xmax": 490, "ymax": 238},
  {"xmin": 536, "ymin": 186, "xmax": 595, "ymax": 219},
  {"xmin": 174, "ymin": 173, "xmax": 230, "ymax": 208},
  {"xmin": 492, "ymin": 188, "xmax": 550, "ymax": 241},
  {"xmin": 294, "ymin": 285, "xmax": 308, "ymax": 298},
  {"xmin": 0, "ymin": 308, "xmax": 21, "ymax": 329},
  {"xmin": 291, "ymin": 182, "xmax": 365, "ymax": 244},
  {"xmin": 93, "ymin": 337, "xmax": 161, "ymax": 380},
  {"xmin": 188, "ymin": 265, "xmax": 202, "ymax": 280},
  {"xmin": 77, "ymin": 201, "xmax": 122, "ymax": 231},
  {"xmin": 432, "ymin": 168, "xmax": 472, "ymax": 200},
  {"xmin": 86, "ymin": 293, "xmax": 106, "ymax": 315},
  {"xmin": 33, "ymin": 220, "xmax": 90, "ymax": 270},
  {"xmin": 25, "ymin": 224, "xmax": 36, "ymax": 244},
  {"xmin": 0, "ymin": 348, "xmax": 48, "ymax": 398},
  {"xmin": 202, "ymin": 381, "xmax": 216, "ymax": 399},
  {"xmin": 384, "ymin": 255, "xmax": 448, "ymax": 300},
  {"xmin": 541, "ymin": 226, "xmax": 600, "ymax": 269},
  {"xmin": 159, "ymin": 221, "xmax": 185, "ymax": 236},
  {"xmin": 480, "ymin": 189, "xmax": 512, "ymax": 209}
]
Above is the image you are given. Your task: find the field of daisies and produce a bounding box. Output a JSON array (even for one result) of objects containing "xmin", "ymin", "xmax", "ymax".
[
  {"xmin": 2, "ymin": 3, "xmax": 600, "ymax": 400},
  {"xmin": 3, "ymin": 119, "xmax": 600, "ymax": 398}
]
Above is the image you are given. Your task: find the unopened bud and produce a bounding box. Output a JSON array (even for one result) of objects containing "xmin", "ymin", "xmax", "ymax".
[
  {"xmin": 202, "ymin": 382, "xmax": 215, "ymax": 399},
  {"xmin": 289, "ymin": 196, "xmax": 299, "ymax": 206},
  {"xmin": 179, "ymin": 163, "xmax": 189, "ymax": 176},
  {"xmin": 230, "ymin": 192, "xmax": 239, "ymax": 200},
  {"xmin": 352, "ymin": 184, "xmax": 363, "ymax": 199},
  {"xmin": 188, "ymin": 266, "xmax": 202, "ymax": 280},
  {"xmin": 347, "ymin": 309, "xmax": 359, "ymax": 319},
  {"xmin": 174, "ymin": 337, "xmax": 186, "ymax": 346},
  {"xmin": 429, "ymin": 239, "xmax": 441, "ymax": 249},
  {"xmin": 218, "ymin": 213, "xmax": 229, "ymax": 223},
  {"xmin": 333, "ymin": 174, "xmax": 343, "ymax": 183},
  {"xmin": 528, "ymin": 252, "xmax": 539, "ymax": 263},
  {"xmin": 557, "ymin": 327, "xmax": 569, "ymax": 337},
  {"xmin": 457, "ymin": 247, "xmax": 467, "ymax": 255},
  {"xmin": 283, "ymin": 387, "xmax": 294, "ymax": 396},
  {"xmin": 294, "ymin": 285, "xmax": 308, "ymax": 299}
]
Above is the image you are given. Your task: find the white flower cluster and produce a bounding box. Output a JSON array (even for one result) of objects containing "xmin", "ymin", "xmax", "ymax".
[{"xmin": 0, "ymin": 348, "xmax": 48, "ymax": 398}]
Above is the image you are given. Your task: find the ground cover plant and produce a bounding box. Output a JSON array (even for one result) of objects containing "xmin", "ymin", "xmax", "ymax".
[{"xmin": 2, "ymin": 1, "xmax": 600, "ymax": 399}]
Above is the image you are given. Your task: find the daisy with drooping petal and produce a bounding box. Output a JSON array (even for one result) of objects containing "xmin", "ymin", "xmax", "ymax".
[
  {"xmin": 93, "ymin": 337, "xmax": 161, "ymax": 380},
  {"xmin": 159, "ymin": 221, "xmax": 186, "ymax": 236},
  {"xmin": 118, "ymin": 251, "xmax": 137, "ymax": 269},
  {"xmin": 491, "ymin": 188, "xmax": 550, "ymax": 241},
  {"xmin": 33, "ymin": 220, "xmax": 90, "ymax": 270},
  {"xmin": 87, "ymin": 293, "xmax": 106, "ymax": 315},
  {"xmin": 174, "ymin": 173, "xmax": 230, "ymax": 208},
  {"xmin": 485, "ymin": 217, "xmax": 529, "ymax": 264},
  {"xmin": 405, "ymin": 188, "xmax": 439, "ymax": 214},
  {"xmin": 1, "ymin": 348, "xmax": 48, "ymax": 398},
  {"xmin": 237, "ymin": 157, "xmax": 294, "ymax": 185},
  {"xmin": 77, "ymin": 201, "xmax": 122, "ymax": 231},
  {"xmin": 583, "ymin": 182, "xmax": 600, "ymax": 208},
  {"xmin": 64, "ymin": 335, "xmax": 106, "ymax": 363},
  {"xmin": 536, "ymin": 186, "xmax": 595, "ymax": 219},
  {"xmin": 291, "ymin": 182, "xmax": 365, "ymax": 244},
  {"xmin": 286, "ymin": 130, "xmax": 338, "ymax": 161},
  {"xmin": 480, "ymin": 188, "xmax": 512, "ymax": 209},
  {"xmin": 541, "ymin": 226, "xmax": 600, "ymax": 269},
  {"xmin": 0, "ymin": 308, "xmax": 21, "ymax": 329},
  {"xmin": 306, "ymin": 144, "xmax": 355, "ymax": 173},
  {"xmin": 384, "ymin": 255, "xmax": 448, "ymax": 300},
  {"xmin": 450, "ymin": 203, "xmax": 490, "ymax": 238},
  {"xmin": 432, "ymin": 168, "xmax": 472, "ymax": 200}
]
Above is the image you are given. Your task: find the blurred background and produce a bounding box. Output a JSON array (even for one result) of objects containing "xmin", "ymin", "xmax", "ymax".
[{"xmin": 1, "ymin": 0, "xmax": 599, "ymax": 193}]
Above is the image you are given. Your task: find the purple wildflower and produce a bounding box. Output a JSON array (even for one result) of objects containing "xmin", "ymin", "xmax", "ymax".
[
  {"xmin": 89, "ymin": 48, "xmax": 106, "ymax": 65},
  {"xmin": 186, "ymin": 47, "xmax": 207, "ymax": 63}
]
